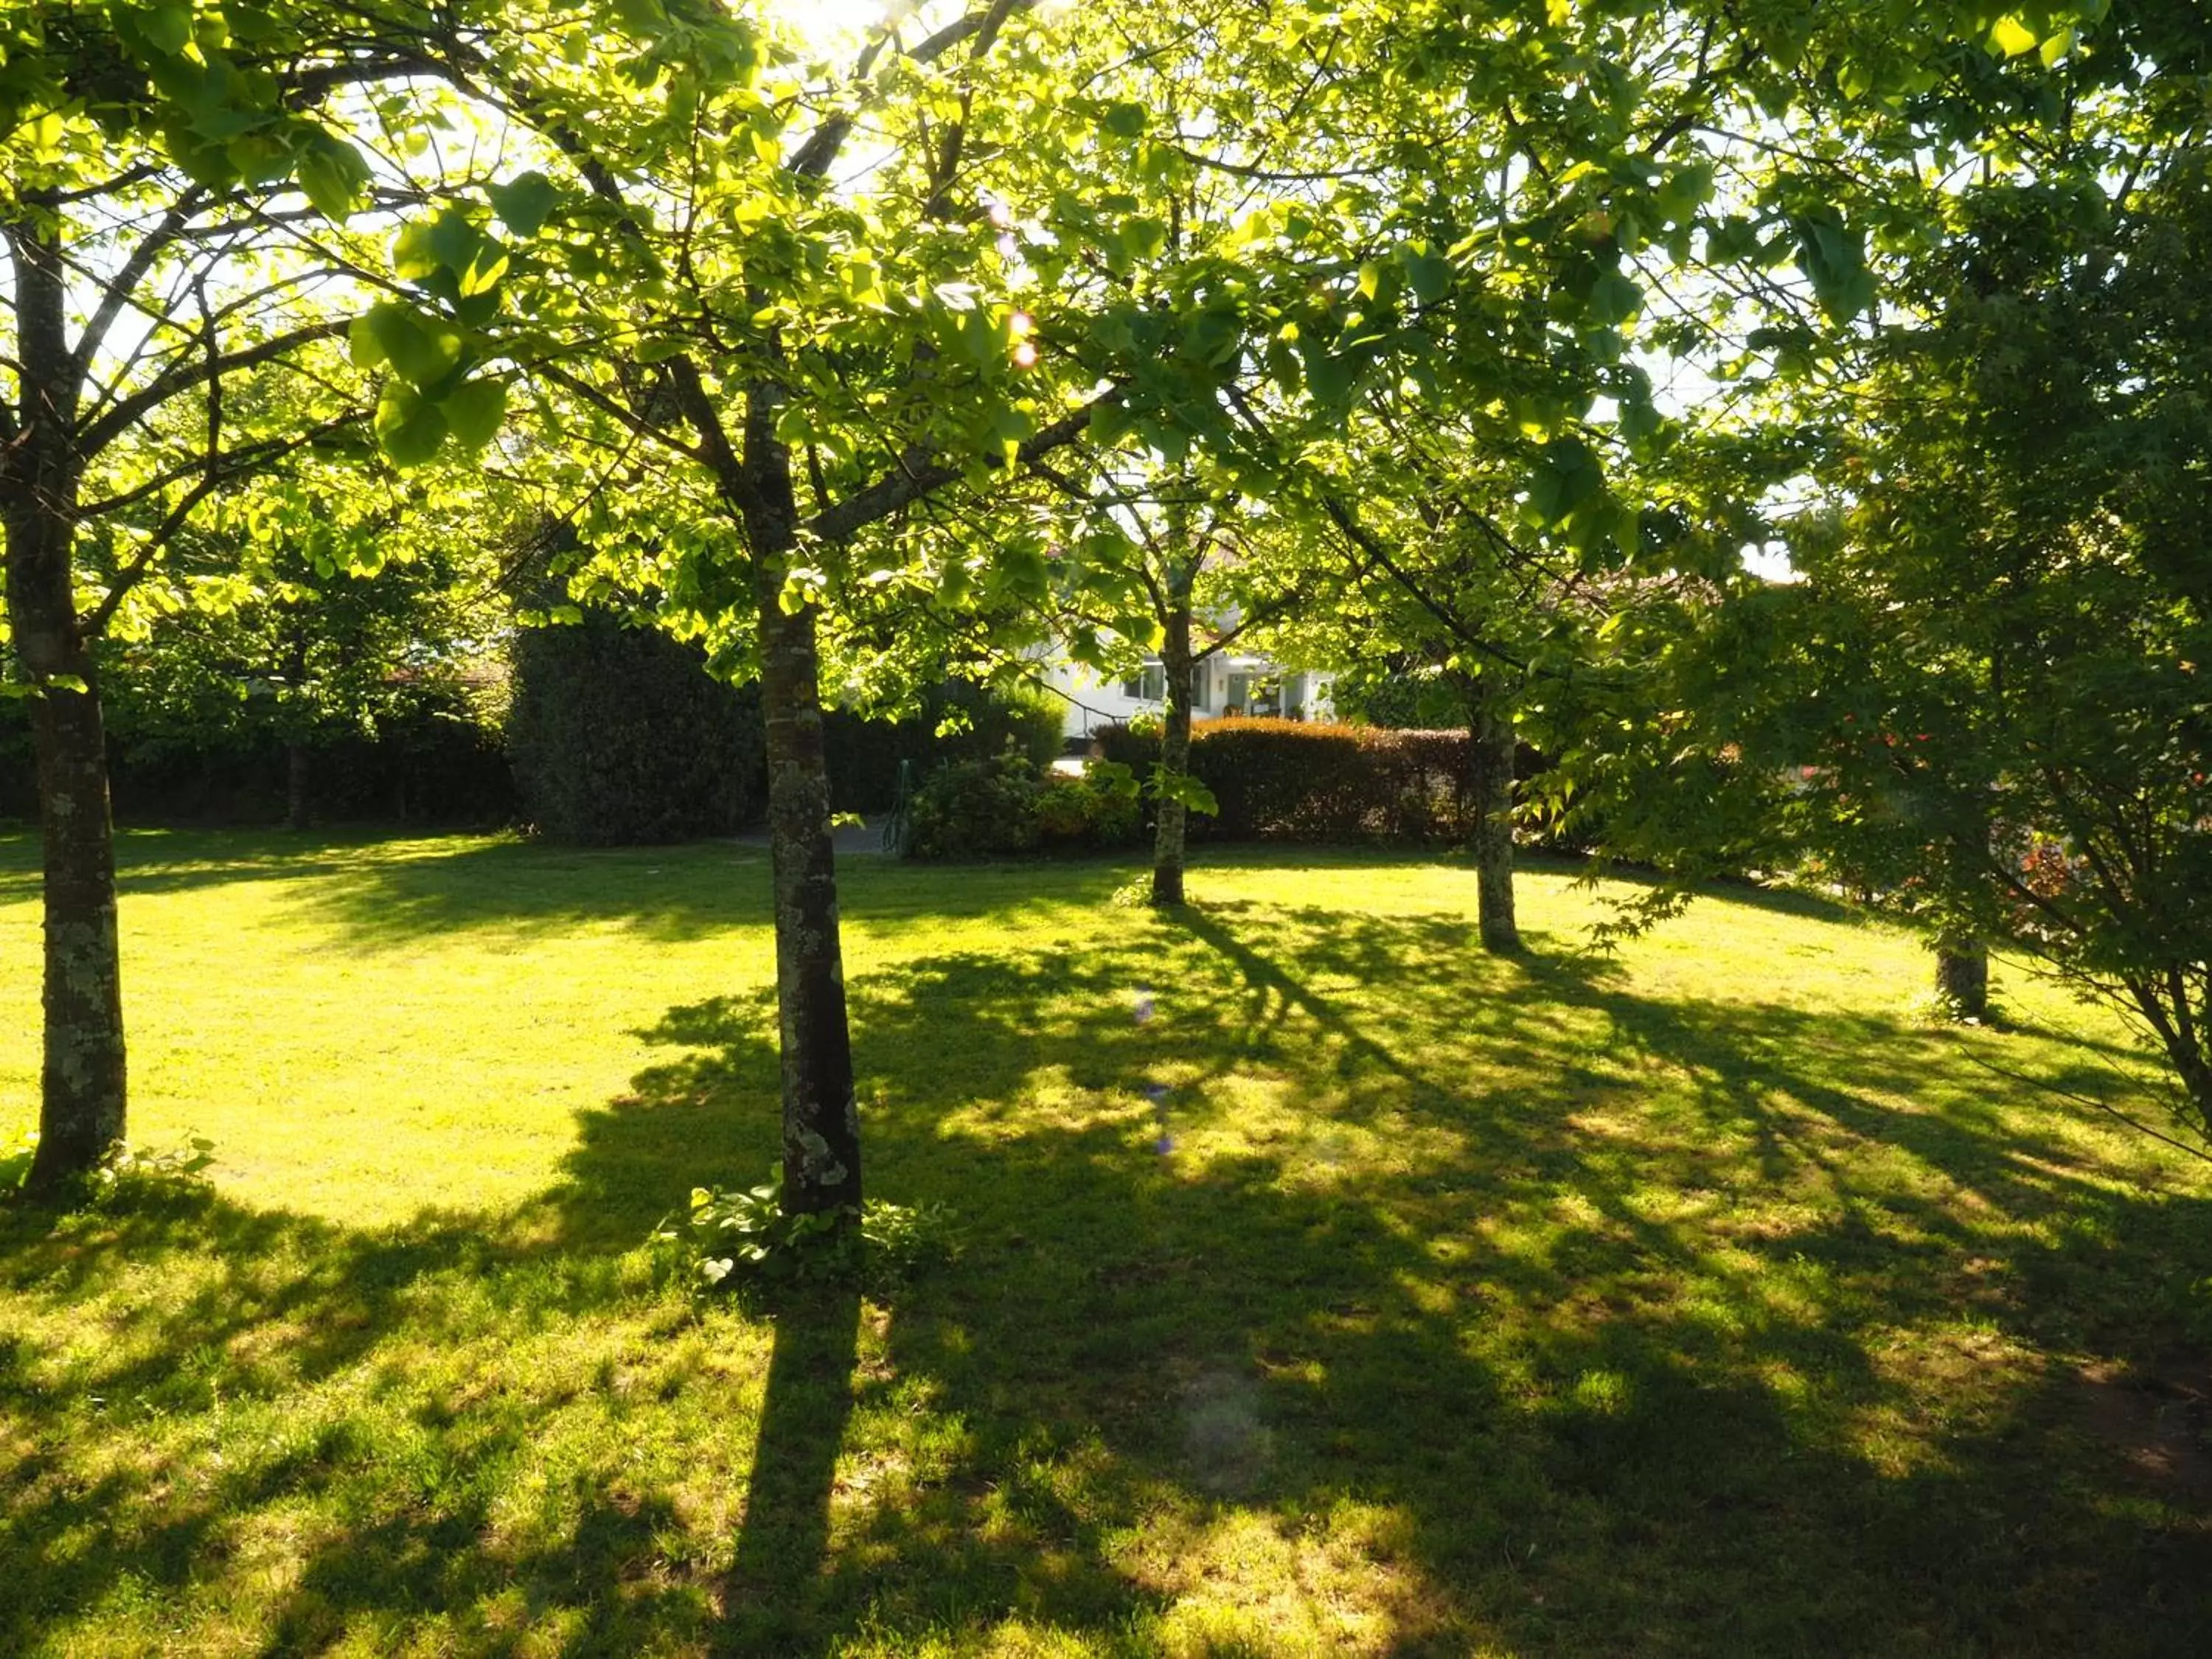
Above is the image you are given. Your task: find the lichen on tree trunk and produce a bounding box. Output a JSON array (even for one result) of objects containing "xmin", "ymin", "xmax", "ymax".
[
  {"xmin": 739, "ymin": 383, "xmax": 860, "ymax": 1218},
  {"xmin": 6, "ymin": 212, "xmax": 129, "ymax": 1191},
  {"xmin": 6, "ymin": 523, "xmax": 129, "ymax": 1189},
  {"xmin": 21, "ymin": 673, "xmax": 128, "ymax": 1188},
  {"xmin": 1466, "ymin": 683, "xmax": 1520, "ymax": 953}
]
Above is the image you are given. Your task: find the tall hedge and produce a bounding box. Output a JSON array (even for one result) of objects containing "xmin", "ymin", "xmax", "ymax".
[
  {"xmin": 506, "ymin": 612, "xmax": 766, "ymax": 845},
  {"xmin": 1096, "ymin": 718, "xmax": 1475, "ymax": 842},
  {"xmin": 0, "ymin": 678, "xmax": 512, "ymax": 827}
]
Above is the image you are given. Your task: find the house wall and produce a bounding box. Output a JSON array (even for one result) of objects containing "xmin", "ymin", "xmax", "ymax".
[{"xmin": 1039, "ymin": 652, "xmax": 1335, "ymax": 742}]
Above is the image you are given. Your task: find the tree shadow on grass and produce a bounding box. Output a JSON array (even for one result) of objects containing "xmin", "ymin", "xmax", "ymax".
[
  {"xmin": 0, "ymin": 1184, "xmax": 713, "ymax": 1654},
  {"xmin": 278, "ymin": 835, "xmax": 1147, "ymax": 945},
  {"xmin": 4, "ymin": 891, "xmax": 2209, "ymax": 1655},
  {"xmin": 538, "ymin": 898, "xmax": 2212, "ymax": 1654}
]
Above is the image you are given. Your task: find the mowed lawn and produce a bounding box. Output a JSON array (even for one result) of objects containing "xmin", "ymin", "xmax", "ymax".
[{"xmin": 1, "ymin": 832, "xmax": 2209, "ymax": 1658}]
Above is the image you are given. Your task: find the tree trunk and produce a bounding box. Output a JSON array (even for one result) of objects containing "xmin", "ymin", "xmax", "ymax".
[
  {"xmin": 740, "ymin": 386, "xmax": 860, "ymax": 1218},
  {"xmin": 1152, "ymin": 597, "xmax": 1194, "ymax": 908},
  {"xmin": 6, "ymin": 555, "xmax": 128, "ymax": 1186},
  {"xmin": 4, "ymin": 213, "xmax": 128, "ymax": 1191},
  {"xmin": 1934, "ymin": 933, "xmax": 1989, "ymax": 1020},
  {"xmin": 19, "ymin": 664, "xmax": 128, "ymax": 1189},
  {"xmin": 1467, "ymin": 684, "xmax": 1520, "ymax": 953},
  {"xmin": 285, "ymin": 740, "xmax": 310, "ymax": 830}
]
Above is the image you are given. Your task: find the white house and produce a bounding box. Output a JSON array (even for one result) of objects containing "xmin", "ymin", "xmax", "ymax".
[{"xmin": 1037, "ymin": 648, "xmax": 1335, "ymax": 742}]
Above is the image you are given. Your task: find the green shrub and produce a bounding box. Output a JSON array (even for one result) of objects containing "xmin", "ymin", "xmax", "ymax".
[
  {"xmin": 506, "ymin": 612, "xmax": 766, "ymax": 845},
  {"xmin": 0, "ymin": 1127, "xmax": 35, "ymax": 1195},
  {"xmin": 1, "ymin": 1129, "xmax": 215, "ymax": 1209},
  {"xmin": 905, "ymin": 751, "xmax": 1044, "ymax": 859},
  {"xmin": 2, "ymin": 668, "xmax": 514, "ymax": 828},
  {"xmin": 1036, "ymin": 760, "xmax": 1144, "ymax": 850},
  {"xmin": 656, "ymin": 1166, "xmax": 961, "ymax": 1292},
  {"xmin": 825, "ymin": 681, "xmax": 1067, "ymax": 812}
]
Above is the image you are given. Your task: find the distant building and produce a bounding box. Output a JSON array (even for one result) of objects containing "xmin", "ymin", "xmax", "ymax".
[{"xmin": 1037, "ymin": 647, "xmax": 1335, "ymax": 741}]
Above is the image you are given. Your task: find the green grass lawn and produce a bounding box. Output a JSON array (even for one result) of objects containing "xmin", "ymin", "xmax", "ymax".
[{"xmin": 2, "ymin": 830, "xmax": 2209, "ymax": 1657}]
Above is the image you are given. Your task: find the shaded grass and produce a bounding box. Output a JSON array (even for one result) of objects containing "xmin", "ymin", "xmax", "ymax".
[{"xmin": 1, "ymin": 829, "xmax": 2209, "ymax": 1655}]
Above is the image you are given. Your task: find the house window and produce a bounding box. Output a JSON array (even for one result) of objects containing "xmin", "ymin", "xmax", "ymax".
[{"xmin": 1122, "ymin": 664, "xmax": 1166, "ymax": 702}]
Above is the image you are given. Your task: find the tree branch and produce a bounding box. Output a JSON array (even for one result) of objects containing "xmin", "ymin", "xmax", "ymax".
[
  {"xmin": 532, "ymin": 363, "xmax": 709, "ymax": 465},
  {"xmin": 80, "ymin": 417, "xmax": 359, "ymax": 638},
  {"xmin": 805, "ymin": 392, "xmax": 1118, "ymax": 546},
  {"xmin": 76, "ymin": 320, "xmax": 348, "ymax": 461},
  {"xmin": 71, "ymin": 189, "xmax": 208, "ymax": 378},
  {"xmin": 790, "ymin": 1, "xmax": 1036, "ymax": 183}
]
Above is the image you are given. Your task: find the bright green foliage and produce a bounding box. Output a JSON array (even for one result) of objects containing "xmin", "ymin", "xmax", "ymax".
[
  {"xmin": 1582, "ymin": 5, "xmax": 2212, "ymax": 1137},
  {"xmin": 663, "ymin": 1166, "xmax": 961, "ymax": 1290},
  {"xmin": 1766, "ymin": 164, "xmax": 2212, "ymax": 1138},
  {"xmin": 0, "ymin": 831, "xmax": 2206, "ymax": 1651},
  {"xmin": 95, "ymin": 457, "xmax": 509, "ymax": 796},
  {"xmin": 1, "ymin": 6, "xmax": 497, "ymax": 647}
]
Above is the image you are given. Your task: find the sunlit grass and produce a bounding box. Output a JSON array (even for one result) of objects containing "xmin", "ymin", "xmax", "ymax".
[{"xmin": 1, "ymin": 830, "xmax": 2208, "ymax": 1655}]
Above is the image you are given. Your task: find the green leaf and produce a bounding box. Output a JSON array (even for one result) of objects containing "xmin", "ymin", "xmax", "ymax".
[
  {"xmin": 1150, "ymin": 766, "xmax": 1219, "ymax": 816},
  {"xmin": 1988, "ymin": 14, "xmax": 2039, "ymax": 56},
  {"xmin": 361, "ymin": 302, "xmax": 463, "ymax": 388},
  {"xmin": 1792, "ymin": 208, "xmax": 1874, "ymax": 321},
  {"xmin": 458, "ymin": 239, "xmax": 510, "ymax": 300},
  {"xmin": 1088, "ymin": 400, "xmax": 1134, "ymax": 447},
  {"xmin": 392, "ymin": 221, "xmax": 441, "ymax": 282},
  {"xmin": 426, "ymin": 207, "xmax": 483, "ymax": 279},
  {"xmin": 1405, "ymin": 249, "xmax": 1452, "ymax": 306},
  {"xmin": 373, "ymin": 383, "xmax": 449, "ymax": 467},
  {"xmin": 140, "ymin": 2, "xmax": 195, "ymax": 55},
  {"xmin": 1528, "ymin": 435, "xmax": 1604, "ymax": 526},
  {"xmin": 486, "ymin": 170, "xmax": 560, "ymax": 237},
  {"xmin": 1587, "ymin": 270, "xmax": 1641, "ymax": 325},
  {"xmin": 295, "ymin": 131, "xmax": 369, "ymax": 222},
  {"xmin": 347, "ymin": 313, "xmax": 388, "ymax": 371},
  {"xmin": 441, "ymin": 378, "xmax": 508, "ymax": 449}
]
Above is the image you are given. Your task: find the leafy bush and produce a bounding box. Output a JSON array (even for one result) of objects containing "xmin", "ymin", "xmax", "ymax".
[
  {"xmin": 824, "ymin": 681, "xmax": 1066, "ymax": 812},
  {"xmin": 0, "ymin": 1128, "xmax": 35, "ymax": 1195},
  {"xmin": 656, "ymin": 1167, "xmax": 961, "ymax": 1290},
  {"xmin": 1, "ymin": 1130, "xmax": 215, "ymax": 1207},
  {"xmin": 1095, "ymin": 718, "xmax": 1476, "ymax": 842},
  {"xmin": 905, "ymin": 751, "xmax": 1044, "ymax": 859},
  {"xmin": 1036, "ymin": 760, "xmax": 1143, "ymax": 849},
  {"xmin": 506, "ymin": 611, "xmax": 766, "ymax": 845}
]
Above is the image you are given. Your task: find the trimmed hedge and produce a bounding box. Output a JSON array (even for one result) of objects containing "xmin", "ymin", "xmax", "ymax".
[
  {"xmin": 0, "ymin": 688, "xmax": 512, "ymax": 828},
  {"xmin": 507, "ymin": 613, "xmax": 766, "ymax": 845},
  {"xmin": 1096, "ymin": 718, "xmax": 1477, "ymax": 842}
]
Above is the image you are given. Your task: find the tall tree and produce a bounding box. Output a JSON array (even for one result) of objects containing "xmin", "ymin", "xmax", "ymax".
[
  {"xmin": 0, "ymin": 4, "xmax": 459, "ymax": 1189},
  {"xmin": 1576, "ymin": 1, "xmax": 2212, "ymax": 1135},
  {"xmin": 364, "ymin": 0, "xmax": 2054, "ymax": 1209},
  {"xmin": 379, "ymin": 0, "xmax": 1127, "ymax": 1215}
]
